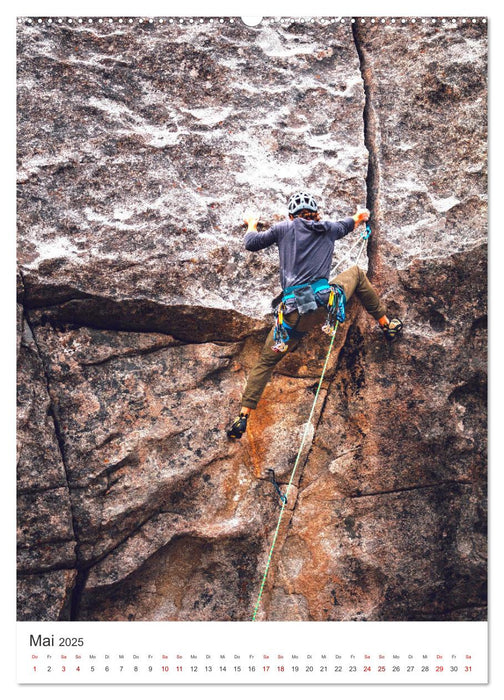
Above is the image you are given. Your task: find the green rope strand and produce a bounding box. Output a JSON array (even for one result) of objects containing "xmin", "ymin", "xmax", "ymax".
[{"xmin": 251, "ymin": 321, "xmax": 339, "ymax": 621}]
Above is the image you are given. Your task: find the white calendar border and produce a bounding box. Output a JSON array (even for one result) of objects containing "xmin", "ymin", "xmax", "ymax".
[{"xmin": 5, "ymin": 0, "xmax": 500, "ymax": 697}]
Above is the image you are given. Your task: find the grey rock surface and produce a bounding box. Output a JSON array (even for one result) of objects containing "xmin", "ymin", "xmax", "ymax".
[{"xmin": 17, "ymin": 17, "xmax": 486, "ymax": 621}]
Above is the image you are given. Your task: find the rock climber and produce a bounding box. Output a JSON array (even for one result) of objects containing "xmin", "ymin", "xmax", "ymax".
[{"xmin": 227, "ymin": 191, "xmax": 403, "ymax": 440}]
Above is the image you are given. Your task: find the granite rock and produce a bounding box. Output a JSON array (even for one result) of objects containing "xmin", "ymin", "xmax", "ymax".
[{"xmin": 17, "ymin": 17, "xmax": 486, "ymax": 621}]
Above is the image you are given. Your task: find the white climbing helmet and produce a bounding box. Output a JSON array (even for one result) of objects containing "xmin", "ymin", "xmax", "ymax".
[{"xmin": 287, "ymin": 191, "xmax": 318, "ymax": 215}]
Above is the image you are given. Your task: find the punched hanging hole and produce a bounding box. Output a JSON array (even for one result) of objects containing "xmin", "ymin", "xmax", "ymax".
[{"xmin": 241, "ymin": 16, "xmax": 263, "ymax": 26}]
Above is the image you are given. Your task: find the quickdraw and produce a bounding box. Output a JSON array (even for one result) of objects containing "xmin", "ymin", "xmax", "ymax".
[
  {"xmin": 329, "ymin": 221, "xmax": 371, "ymax": 278},
  {"xmin": 272, "ymin": 302, "xmax": 290, "ymax": 353},
  {"xmin": 267, "ymin": 469, "xmax": 287, "ymax": 505},
  {"xmin": 321, "ymin": 284, "xmax": 346, "ymax": 336}
]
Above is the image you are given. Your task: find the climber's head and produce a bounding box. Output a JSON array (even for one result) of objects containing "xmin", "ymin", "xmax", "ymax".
[{"xmin": 287, "ymin": 191, "xmax": 320, "ymax": 221}]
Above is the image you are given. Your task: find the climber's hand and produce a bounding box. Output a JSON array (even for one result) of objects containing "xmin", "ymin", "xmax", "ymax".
[
  {"xmin": 244, "ymin": 213, "xmax": 260, "ymax": 232},
  {"xmin": 353, "ymin": 208, "xmax": 370, "ymax": 226}
]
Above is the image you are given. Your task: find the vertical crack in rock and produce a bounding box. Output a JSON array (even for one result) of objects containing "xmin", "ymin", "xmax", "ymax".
[
  {"xmin": 292, "ymin": 26, "xmax": 382, "ymax": 473},
  {"xmin": 24, "ymin": 307, "xmax": 89, "ymax": 620},
  {"xmin": 284, "ymin": 25, "xmax": 377, "ymax": 498},
  {"xmin": 23, "ymin": 315, "xmax": 72, "ymax": 496},
  {"xmin": 352, "ymin": 20, "xmax": 383, "ymax": 280},
  {"xmin": 69, "ymin": 569, "xmax": 90, "ymax": 621},
  {"xmin": 263, "ymin": 37, "xmax": 378, "ymax": 603},
  {"xmin": 267, "ymin": 31, "xmax": 382, "ymax": 616},
  {"xmin": 19, "ymin": 274, "xmax": 82, "ymax": 618}
]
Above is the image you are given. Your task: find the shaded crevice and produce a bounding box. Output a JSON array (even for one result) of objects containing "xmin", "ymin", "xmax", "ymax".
[
  {"xmin": 70, "ymin": 569, "xmax": 90, "ymax": 620},
  {"xmin": 21, "ymin": 282, "xmax": 265, "ymax": 344},
  {"xmin": 352, "ymin": 20, "xmax": 382, "ymax": 280},
  {"xmin": 20, "ymin": 328, "xmax": 82, "ymax": 617},
  {"xmin": 349, "ymin": 479, "xmax": 474, "ymax": 499},
  {"xmin": 17, "ymin": 482, "xmax": 72, "ymax": 497},
  {"xmin": 77, "ymin": 341, "xmax": 185, "ymax": 367},
  {"xmin": 19, "ymin": 269, "xmax": 82, "ymax": 619},
  {"xmin": 17, "ymin": 560, "xmax": 77, "ymax": 576}
]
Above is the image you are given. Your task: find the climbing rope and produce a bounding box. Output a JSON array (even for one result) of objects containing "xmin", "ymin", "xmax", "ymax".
[
  {"xmin": 329, "ymin": 221, "xmax": 371, "ymax": 279},
  {"xmin": 251, "ymin": 320, "xmax": 339, "ymax": 621},
  {"xmin": 251, "ymin": 221, "xmax": 372, "ymax": 621}
]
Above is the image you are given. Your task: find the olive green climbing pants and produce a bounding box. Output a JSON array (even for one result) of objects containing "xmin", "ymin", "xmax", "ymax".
[{"xmin": 241, "ymin": 265, "xmax": 387, "ymax": 410}]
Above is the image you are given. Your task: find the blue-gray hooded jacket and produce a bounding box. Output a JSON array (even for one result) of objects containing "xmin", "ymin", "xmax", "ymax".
[{"xmin": 244, "ymin": 216, "xmax": 355, "ymax": 290}]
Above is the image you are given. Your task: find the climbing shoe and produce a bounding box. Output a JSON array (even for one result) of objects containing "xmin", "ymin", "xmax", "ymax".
[
  {"xmin": 382, "ymin": 318, "xmax": 403, "ymax": 342},
  {"xmin": 227, "ymin": 413, "xmax": 248, "ymax": 440}
]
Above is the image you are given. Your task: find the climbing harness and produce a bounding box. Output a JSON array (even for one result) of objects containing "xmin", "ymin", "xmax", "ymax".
[
  {"xmin": 272, "ymin": 278, "xmax": 330, "ymax": 352},
  {"xmin": 267, "ymin": 469, "xmax": 287, "ymax": 505},
  {"xmin": 271, "ymin": 222, "xmax": 371, "ymax": 353},
  {"xmin": 252, "ymin": 221, "xmax": 372, "ymax": 621},
  {"xmin": 272, "ymin": 278, "xmax": 336, "ymax": 352}
]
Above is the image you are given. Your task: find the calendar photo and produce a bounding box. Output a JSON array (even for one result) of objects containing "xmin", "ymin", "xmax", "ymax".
[{"xmin": 16, "ymin": 11, "xmax": 488, "ymax": 684}]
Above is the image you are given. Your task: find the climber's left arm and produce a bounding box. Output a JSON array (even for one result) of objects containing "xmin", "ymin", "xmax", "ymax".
[{"xmin": 244, "ymin": 215, "xmax": 279, "ymax": 251}]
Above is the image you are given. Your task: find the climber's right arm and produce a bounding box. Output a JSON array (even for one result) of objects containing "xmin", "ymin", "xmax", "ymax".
[{"xmin": 353, "ymin": 207, "xmax": 370, "ymax": 226}]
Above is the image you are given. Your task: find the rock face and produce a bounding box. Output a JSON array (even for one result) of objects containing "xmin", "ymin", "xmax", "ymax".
[{"xmin": 17, "ymin": 17, "xmax": 487, "ymax": 621}]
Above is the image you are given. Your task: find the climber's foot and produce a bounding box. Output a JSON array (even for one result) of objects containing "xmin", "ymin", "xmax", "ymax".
[
  {"xmin": 382, "ymin": 318, "xmax": 403, "ymax": 342},
  {"xmin": 227, "ymin": 413, "xmax": 248, "ymax": 440}
]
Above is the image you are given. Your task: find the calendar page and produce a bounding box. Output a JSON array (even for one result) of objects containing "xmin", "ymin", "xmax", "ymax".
[{"xmin": 15, "ymin": 1, "xmax": 488, "ymax": 689}]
